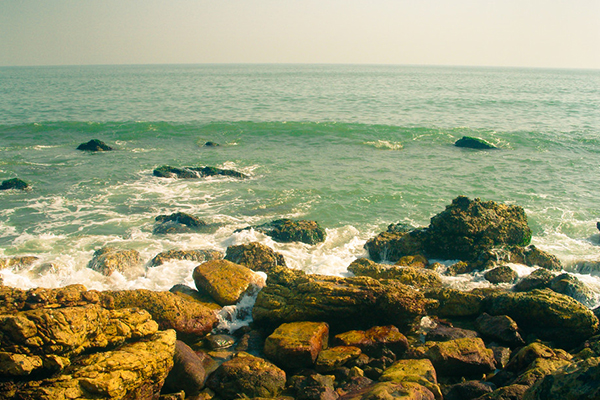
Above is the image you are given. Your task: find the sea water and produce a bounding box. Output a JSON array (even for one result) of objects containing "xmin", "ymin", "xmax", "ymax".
[{"xmin": 0, "ymin": 64, "xmax": 599, "ymax": 306}]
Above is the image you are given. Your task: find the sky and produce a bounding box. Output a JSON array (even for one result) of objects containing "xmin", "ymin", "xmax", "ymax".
[{"xmin": 1, "ymin": 0, "xmax": 599, "ymax": 69}]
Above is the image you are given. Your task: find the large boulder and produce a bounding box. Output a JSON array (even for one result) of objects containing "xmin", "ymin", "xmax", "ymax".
[
  {"xmin": 237, "ymin": 218, "xmax": 326, "ymax": 245},
  {"xmin": 364, "ymin": 228, "xmax": 428, "ymax": 263},
  {"xmin": 103, "ymin": 289, "xmax": 218, "ymax": 337},
  {"xmin": 0, "ymin": 178, "xmax": 29, "ymax": 191},
  {"xmin": 454, "ymin": 136, "xmax": 497, "ymax": 150},
  {"xmin": 263, "ymin": 321, "xmax": 329, "ymax": 370},
  {"xmin": 348, "ymin": 258, "xmax": 442, "ymax": 289},
  {"xmin": 523, "ymin": 357, "xmax": 600, "ymax": 400},
  {"xmin": 206, "ymin": 352, "xmax": 286, "ymax": 400},
  {"xmin": 149, "ymin": 249, "xmax": 222, "ymax": 267},
  {"xmin": 425, "ymin": 337, "xmax": 496, "ymax": 377},
  {"xmin": 76, "ymin": 139, "xmax": 113, "ymax": 151},
  {"xmin": 192, "ymin": 260, "xmax": 265, "ymax": 306},
  {"xmin": 224, "ymin": 242, "xmax": 287, "ymax": 274},
  {"xmin": 153, "ymin": 165, "xmax": 248, "ymax": 179},
  {"xmin": 252, "ymin": 265, "xmax": 429, "ymax": 332},
  {"xmin": 424, "ymin": 196, "xmax": 532, "ymax": 261},
  {"xmin": 483, "ymin": 289, "xmax": 599, "ymax": 347},
  {"xmin": 87, "ymin": 247, "xmax": 142, "ymax": 276}
]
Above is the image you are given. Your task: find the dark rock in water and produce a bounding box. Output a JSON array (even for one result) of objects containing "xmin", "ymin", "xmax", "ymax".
[
  {"xmin": 149, "ymin": 248, "xmax": 222, "ymax": 267},
  {"xmin": 238, "ymin": 218, "xmax": 326, "ymax": 245},
  {"xmin": 364, "ymin": 228, "xmax": 428, "ymax": 263},
  {"xmin": 514, "ymin": 268, "xmax": 554, "ymax": 292},
  {"xmin": 509, "ymin": 245, "xmax": 562, "ymax": 271},
  {"xmin": 424, "ymin": 196, "xmax": 532, "ymax": 261},
  {"xmin": 224, "ymin": 241, "xmax": 287, "ymax": 274},
  {"xmin": 571, "ymin": 260, "xmax": 600, "ymax": 276},
  {"xmin": 153, "ymin": 165, "xmax": 248, "ymax": 179},
  {"xmin": 155, "ymin": 212, "xmax": 206, "ymax": 228},
  {"xmin": 204, "ymin": 141, "xmax": 220, "ymax": 147},
  {"xmin": 475, "ymin": 313, "xmax": 525, "ymax": 347},
  {"xmin": 483, "ymin": 288, "xmax": 599, "ymax": 347},
  {"xmin": 76, "ymin": 139, "xmax": 113, "ymax": 151},
  {"xmin": 549, "ymin": 273, "xmax": 596, "ymax": 307},
  {"xmin": 454, "ymin": 136, "xmax": 497, "ymax": 150},
  {"xmin": 153, "ymin": 212, "xmax": 213, "ymax": 234},
  {"xmin": 484, "ymin": 265, "xmax": 518, "ymax": 284},
  {"xmin": 87, "ymin": 246, "xmax": 142, "ymax": 276},
  {"xmin": 0, "ymin": 178, "xmax": 29, "ymax": 190}
]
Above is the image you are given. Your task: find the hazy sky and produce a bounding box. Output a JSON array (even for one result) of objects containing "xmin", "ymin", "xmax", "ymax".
[{"xmin": 1, "ymin": 0, "xmax": 599, "ymax": 68}]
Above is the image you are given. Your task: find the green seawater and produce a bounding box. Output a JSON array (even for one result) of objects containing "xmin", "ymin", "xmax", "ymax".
[{"xmin": 0, "ymin": 64, "xmax": 599, "ymax": 296}]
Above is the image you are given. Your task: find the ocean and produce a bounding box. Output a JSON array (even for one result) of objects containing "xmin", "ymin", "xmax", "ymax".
[{"xmin": 1, "ymin": 64, "xmax": 599, "ymax": 306}]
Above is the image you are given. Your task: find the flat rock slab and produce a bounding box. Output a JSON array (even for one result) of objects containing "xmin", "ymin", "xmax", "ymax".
[
  {"xmin": 193, "ymin": 260, "xmax": 265, "ymax": 306},
  {"xmin": 264, "ymin": 321, "xmax": 330, "ymax": 370}
]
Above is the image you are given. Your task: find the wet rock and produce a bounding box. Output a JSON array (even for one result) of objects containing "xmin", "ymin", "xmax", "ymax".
[
  {"xmin": 206, "ymin": 352, "xmax": 286, "ymax": 400},
  {"xmin": 0, "ymin": 256, "xmax": 39, "ymax": 271},
  {"xmin": 150, "ymin": 248, "xmax": 222, "ymax": 267},
  {"xmin": 264, "ymin": 321, "xmax": 329, "ymax": 369},
  {"xmin": 316, "ymin": 346, "xmax": 362, "ymax": 373},
  {"xmin": 168, "ymin": 284, "xmax": 221, "ymax": 311},
  {"xmin": 571, "ymin": 260, "xmax": 600, "ymax": 276},
  {"xmin": 348, "ymin": 258, "xmax": 442, "ymax": 289},
  {"xmin": 483, "ymin": 289, "xmax": 599, "ymax": 347},
  {"xmin": 485, "ymin": 265, "xmax": 519, "ymax": 284},
  {"xmin": 0, "ymin": 178, "xmax": 29, "ymax": 191},
  {"xmin": 444, "ymin": 380, "xmax": 495, "ymax": 400},
  {"xmin": 475, "ymin": 313, "xmax": 525, "ymax": 347},
  {"xmin": 395, "ymin": 254, "xmax": 429, "ymax": 268},
  {"xmin": 424, "ymin": 196, "xmax": 531, "ymax": 261},
  {"xmin": 203, "ymin": 141, "xmax": 220, "ymax": 147},
  {"xmin": 87, "ymin": 247, "xmax": 142, "ymax": 276},
  {"xmin": 153, "ymin": 165, "xmax": 248, "ymax": 179},
  {"xmin": 13, "ymin": 330, "xmax": 176, "ymax": 400},
  {"xmin": 509, "ymin": 245, "xmax": 562, "ymax": 271},
  {"xmin": 238, "ymin": 218, "xmax": 326, "ymax": 245},
  {"xmin": 192, "ymin": 259, "xmax": 265, "ymax": 306},
  {"xmin": 425, "ymin": 337, "xmax": 496, "ymax": 377},
  {"xmin": 252, "ymin": 265, "xmax": 429, "ymax": 333},
  {"xmin": 163, "ymin": 340, "xmax": 207, "ymax": 397},
  {"xmin": 205, "ymin": 334, "xmax": 235, "ymax": 350},
  {"xmin": 426, "ymin": 324, "xmax": 479, "ymax": 342},
  {"xmin": 524, "ymin": 356, "xmax": 600, "ymax": 400},
  {"xmin": 513, "ymin": 357, "xmax": 572, "ymax": 387},
  {"xmin": 103, "ymin": 289, "xmax": 218, "ymax": 337},
  {"xmin": 548, "ymin": 273, "xmax": 596, "ymax": 307},
  {"xmin": 425, "ymin": 288, "xmax": 485, "ymax": 317},
  {"xmin": 0, "ymin": 284, "xmax": 104, "ymax": 314},
  {"xmin": 342, "ymin": 381, "xmax": 436, "ymax": 400},
  {"xmin": 513, "ymin": 268, "xmax": 554, "ymax": 292},
  {"xmin": 224, "ymin": 241, "xmax": 287, "ymax": 274},
  {"xmin": 444, "ymin": 260, "xmax": 474, "ymax": 276},
  {"xmin": 363, "ymin": 228, "xmax": 428, "ymax": 263},
  {"xmin": 379, "ymin": 358, "xmax": 442, "ymax": 400},
  {"xmin": 454, "ymin": 136, "xmax": 497, "ymax": 149},
  {"xmin": 76, "ymin": 139, "xmax": 113, "ymax": 151},
  {"xmin": 153, "ymin": 212, "xmax": 210, "ymax": 234}
]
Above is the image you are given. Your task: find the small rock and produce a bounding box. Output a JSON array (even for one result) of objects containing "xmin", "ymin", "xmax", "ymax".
[
  {"xmin": 0, "ymin": 178, "xmax": 29, "ymax": 190},
  {"xmin": 484, "ymin": 265, "xmax": 518, "ymax": 284},
  {"xmin": 514, "ymin": 268, "xmax": 555, "ymax": 292},
  {"xmin": 237, "ymin": 218, "xmax": 326, "ymax": 245},
  {"xmin": 475, "ymin": 313, "xmax": 524, "ymax": 346},
  {"xmin": 264, "ymin": 321, "xmax": 329, "ymax": 369},
  {"xmin": 425, "ymin": 337, "xmax": 496, "ymax": 377},
  {"xmin": 76, "ymin": 139, "xmax": 113, "ymax": 151},
  {"xmin": 315, "ymin": 346, "xmax": 362, "ymax": 373},
  {"xmin": 454, "ymin": 136, "xmax": 497, "ymax": 150}
]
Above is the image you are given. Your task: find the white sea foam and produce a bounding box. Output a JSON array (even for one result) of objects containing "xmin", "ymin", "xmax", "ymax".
[{"xmin": 363, "ymin": 140, "xmax": 403, "ymax": 150}]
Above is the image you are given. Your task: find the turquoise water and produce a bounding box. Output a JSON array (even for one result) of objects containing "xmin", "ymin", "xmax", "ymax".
[{"xmin": 1, "ymin": 64, "xmax": 599, "ymax": 297}]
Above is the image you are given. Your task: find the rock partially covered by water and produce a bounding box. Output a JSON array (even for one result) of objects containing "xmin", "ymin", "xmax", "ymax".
[
  {"xmin": 425, "ymin": 196, "xmax": 532, "ymax": 261},
  {"xmin": 153, "ymin": 165, "xmax": 248, "ymax": 179},
  {"xmin": 348, "ymin": 258, "xmax": 442, "ymax": 289},
  {"xmin": 252, "ymin": 265, "xmax": 429, "ymax": 332},
  {"xmin": 0, "ymin": 256, "xmax": 39, "ymax": 271},
  {"xmin": 264, "ymin": 321, "xmax": 329, "ymax": 369},
  {"xmin": 514, "ymin": 268, "xmax": 555, "ymax": 292},
  {"xmin": 206, "ymin": 352, "xmax": 286, "ymax": 400},
  {"xmin": 192, "ymin": 260, "xmax": 265, "ymax": 306},
  {"xmin": 483, "ymin": 289, "xmax": 599, "ymax": 347},
  {"xmin": 364, "ymin": 227, "xmax": 428, "ymax": 263},
  {"xmin": 87, "ymin": 247, "xmax": 142, "ymax": 276},
  {"xmin": 153, "ymin": 212, "xmax": 210, "ymax": 234},
  {"xmin": 454, "ymin": 136, "xmax": 497, "ymax": 150},
  {"xmin": 484, "ymin": 265, "xmax": 518, "ymax": 284},
  {"xmin": 509, "ymin": 245, "xmax": 562, "ymax": 271},
  {"xmin": 149, "ymin": 248, "xmax": 222, "ymax": 267},
  {"xmin": 76, "ymin": 139, "xmax": 113, "ymax": 151},
  {"xmin": 238, "ymin": 218, "xmax": 327, "ymax": 245},
  {"xmin": 224, "ymin": 242, "xmax": 287, "ymax": 274},
  {"xmin": 0, "ymin": 178, "xmax": 29, "ymax": 191}
]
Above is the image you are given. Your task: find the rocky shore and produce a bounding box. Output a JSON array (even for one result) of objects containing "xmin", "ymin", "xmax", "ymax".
[{"xmin": 1, "ymin": 196, "xmax": 599, "ymax": 399}]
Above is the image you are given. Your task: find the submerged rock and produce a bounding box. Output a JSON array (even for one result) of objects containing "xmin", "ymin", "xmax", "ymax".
[
  {"xmin": 149, "ymin": 249, "xmax": 222, "ymax": 267},
  {"xmin": 153, "ymin": 212, "xmax": 211, "ymax": 234},
  {"xmin": 0, "ymin": 178, "xmax": 29, "ymax": 191},
  {"xmin": 237, "ymin": 218, "xmax": 326, "ymax": 245},
  {"xmin": 454, "ymin": 136, "xmax": 497, "ymax": 150},
  {"xmin": 76, "ymin": 139, "xmax": 113, "ymax": 151},
  {"xmin": 87, "ymin": 247, "xmax": 142, "ymax": 276},
  {"xmin": 153, "ymin": 165, "xmax": 248, "ymax": 179}
]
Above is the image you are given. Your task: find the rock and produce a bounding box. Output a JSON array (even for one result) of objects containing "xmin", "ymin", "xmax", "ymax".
[
  {"xmin": 334, "ymin": 325, "xmax": 409, "ymax": 358},
  {"xmin": 454, "ymin": 136, "xmax": 497, "ymax": 150},
  {"xmin": 426, "ymin": 324, "xmax": 479, "ymax": 342},
  {"xmin": 364, "ymin": 228, "xmax": 428, "ymax": 263},
  {"xmin": 150, "ymin": 249, "xmax": 222, "ymax": 267},
  {"xmin": 103, "ymin": 289, "xmax": 218, "ymax": 337},
  {"xmin": 475, "ymin": 313, "xmax": 525, "ymax": 347},
  {"xmin": 153, "ymin": 165, "xmax": 248, "ymax": 179},
  {"xmin": 13, "ymin": 330, "xmax": 176, "ymax": 400},
  {"xmin": 76, "ymin": 139, "xmax": 113, "ymax": 151},
  {"xmin": 206, "ymin": 352, "xmax": 286, "ymax": 400},
  {"xmin": 425, "ymin": 288, "xmax": 485, "ymax": 317},
  {"xmin": 264, "ymin": 321, "xmax": 329, "ymax": 370},
  {"xmin": 395, "ymin": 254, "xmax": 429, "ymax": 268},
  {"xmin": 205, "ymin": 334, "xmax": 236, "ymax": 350},
  {"xmin": 315, "ymin": 346, "xmax": 362, "ymax": 373},
  {"xmin": 424, "ymin": 196, "xmax": 532, "ymax": 261},
  {"xmin": 492, "ymin": 346, "xmax": 512, "ymax": 369},
  {"xmin": 203, "ymin": 141, "xmax": 220, "ymax": 147},
  {"xmin": 0, "ymin": 178, "xmax": 29, "ymax": 190},
  {"xmin": 513, "ymin": 357, "xmax": 572, "ymax": 387},
  {"xmin": 523, "ymin": 356, "xmax": 600, "ymax": 400},
  {"xmin": 483, "ymin": 289, "xmax": 599, "ymax": 347},
  {"xmin": 163, "ymin": 340, "xmax": 207, "ymax": 397},
  {"xmin": 224, "ymin": 242, "xmax": 287, "ymax": 274},
  {"xmin": 87, "ymin": 247, "xmax": 142, "ymax": 276},
  {"xmin": 444, "ymin": 380, "xmax": 495, "ymax": 400},
  {"xmin": 425, "ymin": 337, "xmax": 496, "ymax": 377},
  {"xmin": 549, "ymin": 273, "xmax": 596, "ymax": 307},
  {"xmin": 0, "ymin": 284, "xmax": 104, "ymax": 314},
  {"xmin": 238, "ymin": 218, "xmax": 326, "ymax": 245},
  {"xmin": 513, "ymin": 268, "xmax": 554, "ymax": 292},
  {"xmin": 476, "ymin": 384, "xmax": 529, "ymax": 400},
  {"xmin": 485, "ymin": 265, "xmax": 519, "ymax": 284},
  {"xmin": 444, "ymin": 260, "xmax": 474, "ymax": 276},
  {"xmin": 289, "ymin": 371, "xmax": 337, "ymax": 400},
  {"xmin": 348, "ymin": 258, "xmax": 442, "ymax": 289},
  {"xmin": 508, "ymin": 245, "xmax": 562, "ymax": 271},
  {"xmin": 169, "ymin": 284, "xmax": 221, "ymax": 311},
  {"xmin": 153, "ymin": 212, "xmax": 210, "ymax": 234},
  {"xmin": 192, "ymin": 259, "xmax": 265, "ymax": 306},
  {"xmin": 252, "ymin": 266, "xmax": 429, "ymax": 332},
  {"xmin": 571, "ymin": 260, "xmax": 600, "ymax": 276},
  {"xmin": 379, "ymin": 358, "xmax": 442, "ymax": 400},
  {"xmin": 0, "ymin": 256, "xmax": 39, "ymax": 271},
  {"xmin": 505, "ymin": 342, "xmax": 572, "ymax": 373},
  {"xmin": 342, "ymin": 381, "xmax": 436, "ymax": 400}
]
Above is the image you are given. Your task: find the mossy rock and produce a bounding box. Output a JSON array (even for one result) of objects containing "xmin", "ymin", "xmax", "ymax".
[
  {"xmin": 0, "ymin": 178, "xmax": 29, "ymax": 190},
  {"xmin": 315, "ymin": 346, "xmax": 361, "ymax": 373},
  {"xmin": 334, "ymin": 325, "xmax": 409, "ymax": 358},
  {"xmin": 380, "ymin": 358, "xmax": 442, "ymax": 400},
  {"xmin": 523, "ymin": 357, "xmax": 600, "ymax": 400},
  {"xmin": 87, "ymin": 247, "xmax": 142, "ymax": 276},
  {"xmin": 348, "ymin": 258, "xmax": 442, "ymax": 289},
  {"xmin": 0, "ymin": 256, "xmax": 39, "ymax": 271},
  {"xmin": 425, "ymin": 288, "xmax": 485, "ymax": 317},
  {"xmin": 484, "ymin": 265, "xmax": 518, "ymax": 284},
  {"xmin": 364, "ymin": 228, "xmax": 428, "ymax": 263},
  {"xmin": 238, "ymin": 219, "xmax": 326, "ymax": 245},
  {"xmin": 224, "ymin": 242, "xmax": 287, "ymax": 274},
  {"xmin": 264, "ymin": 321, "xmax": 329, "ymax": 370},
  {"xmin": 150, "ymin": 249, "xmax": 222, "ymax": 267},
  {"xmin": 425, "ymin": 337, "xmax": 495, "ymax": 377}
]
